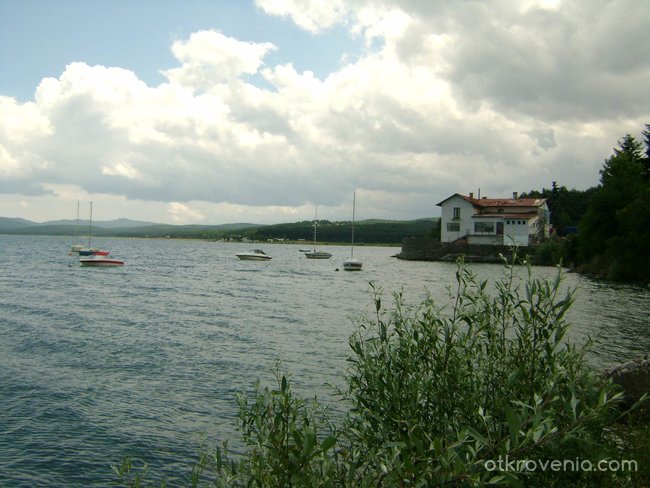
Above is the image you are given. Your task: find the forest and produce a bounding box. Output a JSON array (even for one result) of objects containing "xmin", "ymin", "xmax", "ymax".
[
  {"xmin": 526, "ymin": 123, "xmax": 650, "ymax": 282},
  {"xmin": 245, "ymin": 218, "xmax": 438, "ymax": 244}
]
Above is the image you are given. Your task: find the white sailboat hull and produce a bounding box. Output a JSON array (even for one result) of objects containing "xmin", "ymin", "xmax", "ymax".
[
  {"xmin": 304, "ymin": 251, "xmax": 332, "ymax": 259},
  {"xmin": 343, "ymin": 258, "xmax": 363, "ymax": 271}
]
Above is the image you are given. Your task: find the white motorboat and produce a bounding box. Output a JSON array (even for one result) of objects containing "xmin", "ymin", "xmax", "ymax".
[
  {"xmin": 236, "ymin": 249, "xmax": 272, "ymax": 260},
  {"xmin": 343, "ymin": 192, "xmax": 362, "ymax": 271}
]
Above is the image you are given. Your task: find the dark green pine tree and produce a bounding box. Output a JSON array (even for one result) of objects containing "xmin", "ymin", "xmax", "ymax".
[
  {"xmin": 642, "ymin": 124, "xmax": 650, "ymax": 180},
  {"xmin": 578, "ymin": 133, "xmax": 650, "ymax": 281}
]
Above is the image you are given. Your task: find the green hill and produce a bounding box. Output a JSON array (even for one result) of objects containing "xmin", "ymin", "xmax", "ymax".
[
  {"xmin": 0, "ymin": 216, "xmax": 438, "ymax": 244},
  {"xmin": 247, "ymin": 218, "xmax": 438, "ymax": 244}
]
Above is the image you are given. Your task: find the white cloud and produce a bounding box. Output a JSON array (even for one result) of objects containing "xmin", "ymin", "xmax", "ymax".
[
  {"xmin": 1, "ymin": 0, "xmax": 648, "ymax": 224},
  {"xmin": 101, "ymin": 161, "xmax": 142, "ymax": 180},
  {"xmin": 254, "ymin": 0, "xmax": 348, "ymax": 33},
  {"xmin": 163, "ymin": 30, "xmax": 277, "ymax": 89}
]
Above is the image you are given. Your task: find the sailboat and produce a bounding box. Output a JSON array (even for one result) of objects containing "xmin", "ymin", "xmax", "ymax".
[
  {"xmin": 78, "ymin": 202, "xmax": 100, "ymax": 256},
  {"xmin": 68, "ymin": 200, "xmax": 85, "ymax": 254},
  {"xmin": 343, "ymin": 192, "xmax": 362, "ymax": 271},
  {"xmin": 77, "ymin": 202, "xmax": 124, "ymax": 266},
  {"xmin": 303, "ymin": 205, "xmax": 332, "ymax": 259}
]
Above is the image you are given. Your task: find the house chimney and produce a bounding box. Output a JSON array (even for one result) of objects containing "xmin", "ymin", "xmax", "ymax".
[
  {"xmin": 469, "ymin": 192, "xmax": 474, "ymax": 199},
  {"xmin": 512, "ymin": 191, "xmax": 518, "ymax": 200}
]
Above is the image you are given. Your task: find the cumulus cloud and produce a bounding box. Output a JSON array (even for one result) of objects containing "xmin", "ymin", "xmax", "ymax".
[
  {"xmin": 164, "ymin": 30, "xmax": 277, "ymax": 89},
  {"xmin": 254, "ymin": 0, "xmax": 349, "ymax": 33},
  {"xmin": 0, "ymin": 1, "xmax": 648, "ymax": 223}
]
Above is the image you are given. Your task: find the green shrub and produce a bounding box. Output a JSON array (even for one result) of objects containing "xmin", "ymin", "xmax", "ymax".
[
  {"xmin": 117, "ymin": 256, "xmax": 644, "ymax": 486},
  {"xmin": 337, "ymin": 257, "xmax": 627, "ymax": 486}
]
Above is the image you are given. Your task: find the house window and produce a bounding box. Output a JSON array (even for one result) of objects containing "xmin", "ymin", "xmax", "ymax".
[
  {"xmin": 447, "ymin": 222, "xmax": 460, "ymax": 232},
  {"xmin": 474, "ymin": 222, "xmax": 494, "ymax": 233},
  {"xmin": 453, "ymin": 207, "xmax": 461, "ymax": 219}
]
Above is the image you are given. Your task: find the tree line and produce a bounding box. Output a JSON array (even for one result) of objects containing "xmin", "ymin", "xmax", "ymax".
[
  {"xmin": 524, "ymin": 124, "xmax": 650, "ymax": 282},
  {"xmin": 247, "ymin": 218, "xmax": 438, "ymax": 244}
]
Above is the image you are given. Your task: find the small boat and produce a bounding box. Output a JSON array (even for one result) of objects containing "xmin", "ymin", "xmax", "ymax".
[
  {"xmin": 303, "ymin": 205, "xmax": 332, "ymax": 259},
  {"xmin": 78, "ymin": 247, "xmax": 101, "ymax": 256},
  {"xmin": 75, "ymin": 202, "xmax": 109, "ymax": 256},
  {"xmin": 304, "ymin": 250, "xmax": 333, "ymax": 259},
  {"xmin": 343, "ymin": 258, "xmax": 363, "ymax": 271},
  {"xmin": 69, "ymin": 201, "xmax": 85, "ymax": 254},
  {"xmin": 80, "ymin": 252, "xmax": 124, "ymax": 267},
  {"xmin": 69, "ymin": 244, "xmax": 84, "ymax": 254},
  {"xmin": 343, "ymin": 192, "xmax": 362, "ymax": 271},
  {"xmin": 236, "ymin": 249, "xmax": 272, "ymax": 261}
]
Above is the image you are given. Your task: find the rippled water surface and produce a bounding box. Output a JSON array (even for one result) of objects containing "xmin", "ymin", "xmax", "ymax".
[{"xmin": 1, "ymin": 235, "xmax": 648, "ymax": 486}]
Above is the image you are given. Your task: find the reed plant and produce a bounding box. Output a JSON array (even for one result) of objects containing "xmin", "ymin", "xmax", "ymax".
[{"xmin": 116, "ymin": 255, "xmax": 644, "ymax": 487}]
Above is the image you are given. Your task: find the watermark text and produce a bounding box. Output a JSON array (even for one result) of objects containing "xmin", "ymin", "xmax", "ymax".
[{"xmin": 484, "ymin": 455, "xmax": 637, "ymax": 473}]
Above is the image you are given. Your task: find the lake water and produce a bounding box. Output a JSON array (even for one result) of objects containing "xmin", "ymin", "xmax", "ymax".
[{"xmin": 1, "ymin": 235, "xmax": 648, "ymax": 486}]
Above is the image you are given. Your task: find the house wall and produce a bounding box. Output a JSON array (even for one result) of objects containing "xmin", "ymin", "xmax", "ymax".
[
  {"xmin": 504, "ymin": 218, "xmax": 531, "ymax": 247},
  {"xmin": 440, "ymin": 195, "xmax": 475, "ymax": 242}
]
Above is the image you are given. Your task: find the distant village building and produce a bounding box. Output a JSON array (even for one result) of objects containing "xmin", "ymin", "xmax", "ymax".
[{"xmin": 437, "ymin": 192, "xmax": 550, "ymax": 247}]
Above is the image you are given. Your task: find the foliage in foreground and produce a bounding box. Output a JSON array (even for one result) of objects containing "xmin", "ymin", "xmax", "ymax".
[{"xmin": 117, "ymin": 256, "xmax": 645, "ymax": 487}]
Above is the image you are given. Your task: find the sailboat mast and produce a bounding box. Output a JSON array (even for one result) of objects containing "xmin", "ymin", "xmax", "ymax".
[
  {"xmin": 351, "ymin": 192, "xmax": 355, "ymax": 258},
  {"xmin": 313, "ymin": 205, "xmax": 318, "ymax": 249},
  {"xmin": 88, "ymin": 201, "xmax": 93, "ymax": 247},
  {"xmin": 75, "ymin": 200, "xmax": 80, "ymax": 243}
]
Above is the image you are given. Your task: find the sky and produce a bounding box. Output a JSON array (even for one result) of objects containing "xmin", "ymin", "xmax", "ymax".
[{"xmin": 1, "ymin": 0, "xmax": 649, "ymax": 225}]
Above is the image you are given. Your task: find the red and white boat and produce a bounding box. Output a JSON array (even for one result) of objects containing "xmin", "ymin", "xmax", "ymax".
[{"xmin": 80, "ymin": 251, "xmax": 124, "ymax": 267}]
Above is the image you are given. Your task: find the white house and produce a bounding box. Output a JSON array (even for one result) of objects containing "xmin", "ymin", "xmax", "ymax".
[{"xmin": 437, "ymin": 192, "xmax": 550, "ymax": 247}]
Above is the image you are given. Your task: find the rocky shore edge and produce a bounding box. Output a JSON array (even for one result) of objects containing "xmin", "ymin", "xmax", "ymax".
[{"xmin": 604, "ymin": 353, "xmax": 650, "ymax": 416}]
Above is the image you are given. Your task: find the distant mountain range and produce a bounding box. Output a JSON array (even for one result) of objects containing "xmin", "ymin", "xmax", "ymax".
[
  {"xmin": 0, "ymin": 216, "xmax": 439, "ymax": 243},
  {"xmin": 0, "ymin": 216, "xmax": 262, "ymax": 236},
  {"xmin": 7, "ymin": 217, "xmax": 160, "ymax": 229}
]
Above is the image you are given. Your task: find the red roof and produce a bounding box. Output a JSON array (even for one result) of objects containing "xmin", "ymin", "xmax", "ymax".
[
  {"xmin": 437, "ymin": 193, "xmax": 546, "ymax": 208},
  {"xmin": 465, "ymin": 196, "xmax": 545, "ymax": 208},
  {"xmin": 472, "ymin": 212, "xmax": 539, "ymax": 219}
]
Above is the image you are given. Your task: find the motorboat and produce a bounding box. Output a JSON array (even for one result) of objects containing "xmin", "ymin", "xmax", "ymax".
[
  {"xmin": 80, "ymin": 252, "xmax": 124, "ymax": 267},
  {"xmin": 236, "ymin": 249, "xmax": 272, "ymax": 260}
]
